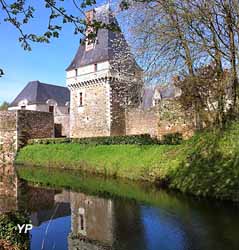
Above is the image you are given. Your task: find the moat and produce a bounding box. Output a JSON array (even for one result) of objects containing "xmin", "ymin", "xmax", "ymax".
[{"xmin": 0, "ymin": 165, "xmax": 239, "ymax": 250}]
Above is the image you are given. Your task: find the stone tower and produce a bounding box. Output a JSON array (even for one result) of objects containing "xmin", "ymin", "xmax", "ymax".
[{"xmin": 66, "ymin": 4, "xmax": 143, "ymax": 138}]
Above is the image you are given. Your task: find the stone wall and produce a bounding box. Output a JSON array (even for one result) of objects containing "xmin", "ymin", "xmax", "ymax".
[
  {"xmin": 0, "ymin": 111, "xmax": 17, "ymax": 163},
  {"xmin": 17, "ymin": 110, "xmax": 54, "ymax": 147},
  {"xmin": 126, "ymin": 107, "xmax": 159, "ymax": 137},
  {"xmin": 70, "ymin": 82, "xmax": 111, "ymax": 138},
  {"xmin": 158, "ymin": 99, "xmax": 194, "ymax": 139},
  {"xmin": 126, "ymin": 100, "xmax": 194, "ymax": 139},
  {"xmin": 54, "ymin": 115, "xmax": 70, "ymax": 137},
  {"xmin": 110, "ymin": 80, "xmax": 126, "ymax": 136},
  {"xmin": 0, "ymin": 110, "xmax": 54, "ymax": 163}
]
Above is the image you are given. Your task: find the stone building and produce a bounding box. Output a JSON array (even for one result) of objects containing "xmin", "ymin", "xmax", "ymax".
[
  {"xmin": 9, "ymin": 80, "xmax": 70, "ymax": 136},
  {"xmin": 126, "ymin": 83, "xmax": 194, "ymax": 138},
  {"xmin": 66, "ymin": 4, "xmax": 143, "ymax": 138},
  {"xmin": 0, "ymin": 4, "xmax": 193, "ymax": 141}
]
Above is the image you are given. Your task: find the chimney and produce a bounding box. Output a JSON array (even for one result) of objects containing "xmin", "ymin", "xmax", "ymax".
[
  {"xmin": 85, "ymin": 9, "xmax": 95, "ymax": 24},
  {"xmin": 85, "ymin": 9, "xmax": 96, "ymax": 51}
]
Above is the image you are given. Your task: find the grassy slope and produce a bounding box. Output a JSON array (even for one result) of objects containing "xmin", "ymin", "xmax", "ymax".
[
  {"xmin": 16, "ymin": 143, "xmax": 177, "ymax": 181},
  {"xmin": 16, "ymin": 121, "xmax": 239, "ymax": 201}
]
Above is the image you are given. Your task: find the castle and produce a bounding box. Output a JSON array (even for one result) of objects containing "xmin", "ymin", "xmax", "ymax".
[
  {"xmin": 4, "ymin": 4, "xmax": 193, "ymax": 144},
  {"xmin": 66, "ymin": 4, "xmax": 143, "ymax": 138}
]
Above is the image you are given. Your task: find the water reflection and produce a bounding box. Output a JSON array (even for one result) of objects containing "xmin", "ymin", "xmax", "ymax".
[{"xmin": 0, "ymin": 165, "xmax": 239, "ymax": 250}]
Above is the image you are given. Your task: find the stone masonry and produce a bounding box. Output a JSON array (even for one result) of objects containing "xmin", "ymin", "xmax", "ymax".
[
  {"xmin": 157, "ymin": 99, "xmax": 194, "ymax": 139},
  {"xmin": 0, "ymin": 110, "xmax": 54, "ymax": 164},
  {"xmin": 70, "ymin": 82, "xmax": 111, "ymax": 138},
  {"xmin": 126, "ymin": 99, "xmax": 194, "ymax": 139},
  {"xmin": 0, "ymin": 111, "xmax": 18, "ymax": 163},
  {"xmin": 126, "ymin": 107, "xmax": 159, "ymax": 137}
]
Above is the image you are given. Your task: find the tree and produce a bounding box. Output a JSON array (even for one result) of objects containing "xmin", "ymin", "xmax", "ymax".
[
  {"xmin": 0, "ymin": 101, "xmax": 10, "ymax": 110},
  {"xmin": 0, "ymin": 0, "xmax": 118, "ymax": 77},
  {"xmin": 175, "ymin": 64, "xmax": 230, "ymax": 128},
  {"xmin": 119, "ymin": 0, "xmax": 239, "ymax": 125}
]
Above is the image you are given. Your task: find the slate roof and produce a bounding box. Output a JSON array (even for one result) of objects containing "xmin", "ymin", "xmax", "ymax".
[
  {"xmin": 10, "ymin": 81, "xmax": 70, "ymax": 107},
  {"xmin": 66, "ymin": 4, "xmax": 141, "ymax": 71},
  {"xmin": 141, "ymin": 84, "xmax": 181, "ymax": 110}
]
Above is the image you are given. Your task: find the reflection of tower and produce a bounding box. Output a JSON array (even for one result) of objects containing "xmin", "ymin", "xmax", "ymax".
[
  {"xmin": 0, "ymin": 165, "xmax": 18, "ymax": 213},
  {"xmin": 68, "ymin": 192, "xmax": 114, "ymax": 250}
]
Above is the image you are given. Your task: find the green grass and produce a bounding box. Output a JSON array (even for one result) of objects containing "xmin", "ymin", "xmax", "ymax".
[
  {"xmin": 16, "ymin": 143, "xmax": 176, "ymax": 181},
  {"xmin": 16, "ymin": 121, "xmax": 239, "ymax": 201}
]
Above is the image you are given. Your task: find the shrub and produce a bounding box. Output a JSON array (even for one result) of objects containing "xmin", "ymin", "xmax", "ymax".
[
  {"xmin": 28, "ymin": 134, "xmax": 160, "ymax": 146},
  {"xmin": 0, "ymin": 212, "xmax": 30, "ymax": 250},
  {"xmin": 161, "ymin": 132, "xmax": 183, "ymax": 145}
]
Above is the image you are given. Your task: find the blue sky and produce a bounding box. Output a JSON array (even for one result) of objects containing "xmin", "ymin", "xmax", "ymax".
[{"xmin": 0, "ymin": 1, "xmax": 109, "ymax": 104}]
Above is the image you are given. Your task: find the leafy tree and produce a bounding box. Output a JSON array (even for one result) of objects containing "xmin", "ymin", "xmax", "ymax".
[
  {"xmin": 0, "ymin": 101, "xmax": 10, "ymax": 110},
  {"xmin": 0, "ymin": 0, "xmax": 118, "ymax": 77}
]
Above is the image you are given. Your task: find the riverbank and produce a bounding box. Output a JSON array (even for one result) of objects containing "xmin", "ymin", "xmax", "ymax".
[{"xmin": 16, "ymin": 121, "xmax": 239, "ymax": 201}]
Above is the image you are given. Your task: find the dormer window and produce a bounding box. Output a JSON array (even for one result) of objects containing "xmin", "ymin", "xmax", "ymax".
[
  {"xmin": 21, "ymin": 106, "xmax": 26, "ymax": 110},
  {"xmin": 49, "ymin": 106, "xmax": 54, "ymax": 113}
]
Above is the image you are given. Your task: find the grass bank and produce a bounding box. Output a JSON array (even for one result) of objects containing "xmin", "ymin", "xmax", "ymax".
[{"xmin": 16, "ymin": 121, "xmax": 239, "ymax": 201}]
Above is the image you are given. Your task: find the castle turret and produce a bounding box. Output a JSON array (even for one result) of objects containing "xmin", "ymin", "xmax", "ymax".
[{"xmin": 66, "ymin": 4, "xmax": 143, "ymax": 138}]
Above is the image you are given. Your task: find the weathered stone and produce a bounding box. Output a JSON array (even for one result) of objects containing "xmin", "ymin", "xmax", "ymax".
[
  {"xmin": 0, "ymin": 110, "xmax": 54, "ymax": 163},
  {"xmin": 126, "ymin": 107, "xmax": 159, "ymax": 137}
]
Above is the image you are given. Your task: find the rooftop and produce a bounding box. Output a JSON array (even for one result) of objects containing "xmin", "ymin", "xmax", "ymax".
[
  {"xmin": 66, "ymin": 4, "xmax": 141, "ymax": 71},
  {"xmin": 10, "ymin": 81, "xmax": 70, "ymax": 107}
]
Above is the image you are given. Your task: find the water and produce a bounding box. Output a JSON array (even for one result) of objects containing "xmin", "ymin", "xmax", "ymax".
[{"xmin": 1, "ymin": 165, "xmax": 239, "ymax": 250}]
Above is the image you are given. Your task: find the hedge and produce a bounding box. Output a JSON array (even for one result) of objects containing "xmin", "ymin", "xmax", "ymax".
[
  {"xmin": 161, "ymin": 132, "xmax": 183, "ymax": 145},
  {"xmin": 28, "ymin": 134, "xmax": 161, "ymax": 146}
]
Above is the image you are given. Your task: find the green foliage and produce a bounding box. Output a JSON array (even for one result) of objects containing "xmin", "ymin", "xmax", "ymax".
[
  {"xmin": 161, "ymin": 132, "xmax": 183, "ymax": 145},
  {"xmin": 28, "ymin": 134, "xmax": 160, "ymax": 146},
  {"xmin": 169, "ymin": 123, "xmax": 239, "ymax": 201},
  {"xmin": 16, "ymin": 143, "xmax": 174, "ymax": 181},
  {"xmin": 0, "ymin": 0, "xmax": 121, "ymax": 77},
  {"xmin": 0, "ymin": 102, "xmax": 9, "ymax": 111},
  {"xmin": 0, "ymin": 212, "xmax": 30, "ymax": 250}
]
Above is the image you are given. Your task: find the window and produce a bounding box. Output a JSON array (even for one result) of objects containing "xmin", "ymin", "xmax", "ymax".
[
  {"xmin": 21, "ymin": 106, "xmax": 26, "ymax": 110},
  {"xmin": 94, "ymin": 63, "xmax": 98, "ymax": 72},
  {"xmin": 49, "ymin": 106, "xmax": 54, "ymax": 113},
  {"xmin": 75, "ymin": 68, "xmax": 78, "ymax": 77},
  {"xmin": 79, "ymin": 92, "xmax": 83, "ymax": 107},
  {"xmin": 68, "ymin": 108, "xmax": 70, "ymax": 114},
  {"xmin": 79, "ymin": 214, "xmax": 84, "ymax": 231}
]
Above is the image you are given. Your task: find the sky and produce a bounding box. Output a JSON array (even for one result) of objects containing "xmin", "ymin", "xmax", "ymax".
[{"xmin": 0, "ymin": 0, "xmax": 110, "ymax": 104}]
